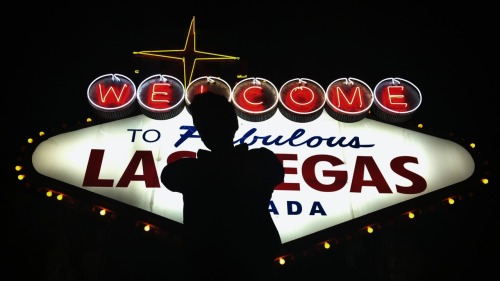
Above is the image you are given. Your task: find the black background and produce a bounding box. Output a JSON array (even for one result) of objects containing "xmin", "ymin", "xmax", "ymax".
[{"xmin": 4, "ymin": 2, "xmax": 499, "ymax": 280}]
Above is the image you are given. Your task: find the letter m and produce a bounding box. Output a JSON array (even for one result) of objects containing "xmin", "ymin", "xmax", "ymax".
[{"xmin": 333, "ymin": 86, "xmax": 364, "ymax": 112}]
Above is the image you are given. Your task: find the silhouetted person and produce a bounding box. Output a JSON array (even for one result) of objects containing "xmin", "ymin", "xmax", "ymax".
[{"xmin": 161, "ymin": 91, "xmax": 284, "ymax": 280}]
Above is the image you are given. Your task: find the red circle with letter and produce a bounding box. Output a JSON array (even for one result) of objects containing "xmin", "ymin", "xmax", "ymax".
[
  {"xmin": 325, "ymin": 77, "xmax": 373, "ymax": 123},
  {"xmin": 232, "ymin": 77, "xmax": 279, "ymax": 121},
  {"xmin": 279, "ymin": 78, "xmax": 325, "ymax": 122},
  {"xmin": 87, "ymin": 73, "xmax": 137, "ymax": 119},
  {"xmin": 185, "ymin": 76, "xmax": 232, "ymax": 107},
  {"xmin": 137, "ymin": 74, "xmax": 185, "ymax": 120},
  {"xmin": 373, "ymin": 77, "xmax": 422, "ymax": 123}
]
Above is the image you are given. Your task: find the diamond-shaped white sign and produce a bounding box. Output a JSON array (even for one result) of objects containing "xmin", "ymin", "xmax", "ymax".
[{"xmin": 32, "ymin": 109, "xmax": 474, "ymax": 243}]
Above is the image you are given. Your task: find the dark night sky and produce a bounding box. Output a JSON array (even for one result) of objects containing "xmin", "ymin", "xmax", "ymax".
[
  {"xmin": 4, "ymin": 2, "xmax": 499, "ymax": 280},
  {"xmin": 6, "ymin": 3, "xmax": 498, "ymax": 148}
]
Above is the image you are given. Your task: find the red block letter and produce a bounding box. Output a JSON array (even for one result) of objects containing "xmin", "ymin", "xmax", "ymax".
[
  {"xmin": 350, "ymin": 156, "xmax": 392, "ymax": 193},
  {"xmin": 116, "ymin": 151, "xmax": 160, "ymax": 188}
]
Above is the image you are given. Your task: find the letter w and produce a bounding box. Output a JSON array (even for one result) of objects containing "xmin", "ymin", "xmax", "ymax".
[{"xmin": 98, "ymin": 83, "xmax": 128, "ymax": 103}]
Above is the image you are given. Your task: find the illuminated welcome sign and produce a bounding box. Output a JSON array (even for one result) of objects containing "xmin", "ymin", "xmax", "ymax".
[
  {"xmin": 87, "ymin": 74, "xmax": 422, "ymax": 124},
  {"xmin": 32, "ymin": 74, "xmax": 474, "ymax": 244}
]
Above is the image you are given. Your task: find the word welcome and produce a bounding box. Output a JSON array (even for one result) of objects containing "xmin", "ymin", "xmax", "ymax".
[{"xmin": 87, "ymin": 74, "xmax": 422, "ymax": 123}]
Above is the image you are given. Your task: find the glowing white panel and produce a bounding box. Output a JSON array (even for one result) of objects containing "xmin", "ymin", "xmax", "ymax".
[{"xmin": 32, "ymin": 109, "xmax": 474, "ymax": 243}]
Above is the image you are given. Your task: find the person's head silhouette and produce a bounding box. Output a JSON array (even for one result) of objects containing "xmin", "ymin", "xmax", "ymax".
[{"xmin": 188, "ymin": 92, "xmax": 239, "ymax": 152}]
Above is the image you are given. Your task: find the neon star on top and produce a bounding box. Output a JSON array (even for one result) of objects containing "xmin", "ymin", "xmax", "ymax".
[{"xmin": 133, "ymin": 16, "xmax": 239, "ymax": 88}]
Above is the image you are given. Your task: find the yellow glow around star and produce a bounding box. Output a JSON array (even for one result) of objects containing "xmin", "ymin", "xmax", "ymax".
[{"xmin": 133, "ymin": 16, "xmax": 239, "ymax": 88}]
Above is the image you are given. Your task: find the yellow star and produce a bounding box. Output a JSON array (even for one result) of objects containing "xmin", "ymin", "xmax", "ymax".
[{"xmin": 133, "ymin": 16, "xmax": 239, "ymax": 88}]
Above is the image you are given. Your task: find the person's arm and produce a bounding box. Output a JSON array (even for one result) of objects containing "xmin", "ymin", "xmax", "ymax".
[
  {"xmin": 255, "ymin": 147, "xmax": 285, "ymax": 188},
  {"xmin": 160, "ymin": 158, "xmax": 198, "ymax": 193}
]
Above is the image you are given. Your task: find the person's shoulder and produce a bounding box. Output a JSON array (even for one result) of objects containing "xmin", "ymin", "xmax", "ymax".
[
  {"xmin": 250, "ymin": 146, "xmax": 273, "ymax": 152},
  {"xmin": 161, "ymin": 157, "xmax": 200, "ymax": 186},
  {"xmin": 248, "ymin": 146, "xmax": 277, "ymax": 158},
  {"xmin": 247, "ymin": 146, "xmax": 284, "ymax": 181},
  {"xmin": 163, "ymin": 157, "xmax": 198, "ymax": 173}
]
